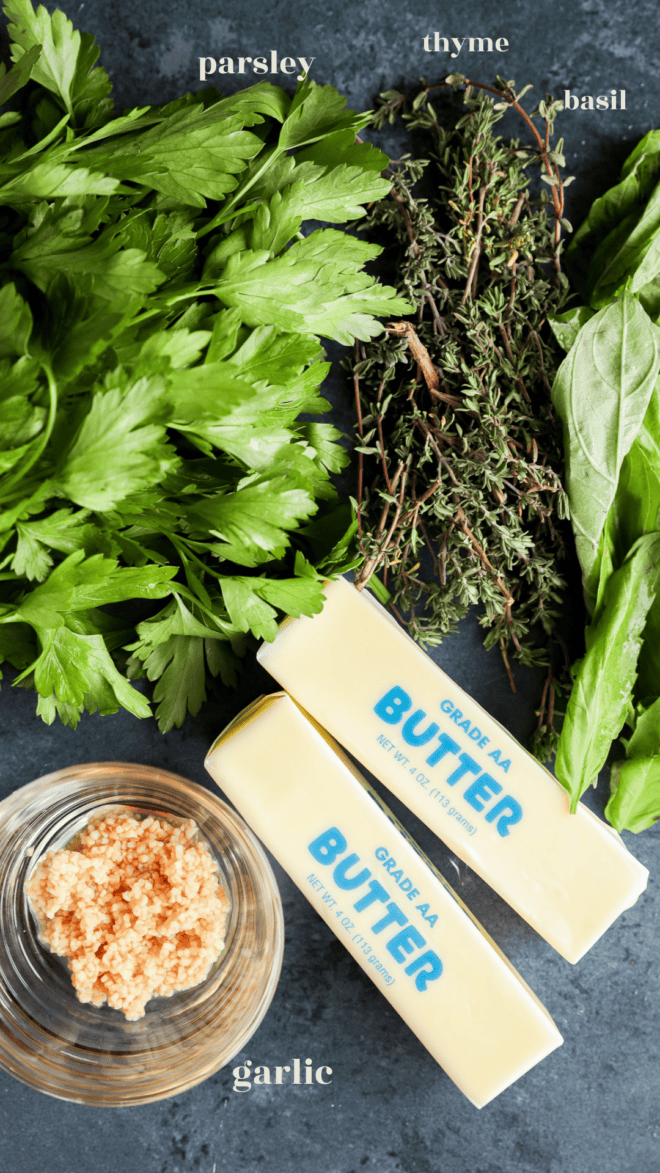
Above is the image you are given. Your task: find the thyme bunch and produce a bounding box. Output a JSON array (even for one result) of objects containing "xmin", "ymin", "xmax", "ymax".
[{"xmin": 350, "ymin": 79, "xmax": 572, "ymax": 759}]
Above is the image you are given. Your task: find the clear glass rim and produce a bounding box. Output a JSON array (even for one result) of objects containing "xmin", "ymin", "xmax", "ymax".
[{"xmin": 0, "ymin": 762, "xmax": 284, "ymax": 1106}]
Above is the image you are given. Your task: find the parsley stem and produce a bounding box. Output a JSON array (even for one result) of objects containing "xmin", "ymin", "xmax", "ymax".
[
  {"xmin": 0, "ymin": 364, "xmax": 58, "ymax": 504},
  {"xmin": 195, "ymin": 200, "xmax": 262, "ymax": 240},
  {"xmin": 198, "ymin": 147, "xmax": 284, "ymax": 238}
]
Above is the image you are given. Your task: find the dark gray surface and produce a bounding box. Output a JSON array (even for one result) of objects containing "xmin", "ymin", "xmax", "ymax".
[{"xmin": 2, "ymin": 1, "xmax": 660, "ymax": 1171}]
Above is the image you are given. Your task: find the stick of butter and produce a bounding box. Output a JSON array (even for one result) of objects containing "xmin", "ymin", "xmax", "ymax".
[
  {"xmin": 257, "ymin": 577, "xmax": 648, "ymax": 963},
  {"xmin": 205, "ymin": 693, "xmax": 563, "ymax": 1108}
]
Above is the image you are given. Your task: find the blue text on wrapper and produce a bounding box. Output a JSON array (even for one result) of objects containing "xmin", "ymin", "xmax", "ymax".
[
  {"xmin": 308, "ymin": 827, "xmax": 443, "ymax": 991},
  {"xmin": 373, "ymin": 687, "xmax": 523, "ymax": 837}
]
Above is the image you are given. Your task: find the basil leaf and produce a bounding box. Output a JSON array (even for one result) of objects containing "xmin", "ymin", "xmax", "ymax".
[
  {"xmin": 606, "ymin": 755, "xmax": 660, "ymax": 832},
  {"xmin": 547, "ymin": 304, "xmax": 595, "ymax": 352},
  {"xmin": 610, "ymin": 698, "xmax": 660, "ymax": 832},
  {"xmin": 587, "ymin": 181, "xmax": 660, "ymax": 308},
  {"xmin": 636, "ymin": 275, "xmax": 660, "ymax": 322},
  {"xmin": 565, "ymin": 129, "xmax": 660, "ymax": 299},
  {"xmin": 615, "ymin": 394, "xmax": 660, "ymax": 699},
  {"xmin": 625, "ymin": 696, "xmax": 660, "ymax": 757},
  {"xmin": 552, "ymin": 291, "xmax": 660, "ymax": 610},
  {"xmin": 554, "ymin": 531, "xmax": 660, "ymax": 811},
  {"xmin": 610, "ymin": 392, "xmax": 660, "ymax": 567}
]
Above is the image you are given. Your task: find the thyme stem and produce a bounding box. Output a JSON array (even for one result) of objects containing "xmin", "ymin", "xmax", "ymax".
[{"xmin": 350, "ymin": 78, "xmax": 572, "ymax": 760}]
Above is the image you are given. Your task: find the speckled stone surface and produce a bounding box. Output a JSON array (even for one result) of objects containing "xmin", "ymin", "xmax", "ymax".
[{"xmin": 1, "ymin": 2, "xmax": 660, "ymax": 1171}]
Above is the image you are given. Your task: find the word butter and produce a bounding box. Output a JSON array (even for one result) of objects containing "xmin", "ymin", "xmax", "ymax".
[
  {"xmin": 257, "ymin": 578, "xmax": 648, "ymax": 963},
  {"xmin": 205, "ymin": 694, "xmax": 562, "ymax": 1107}
]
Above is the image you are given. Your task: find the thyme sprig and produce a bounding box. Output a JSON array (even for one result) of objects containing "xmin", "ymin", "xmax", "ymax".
[{"xmin": 350, "ymin": 80, "xmax": 572, "ymax": 759}]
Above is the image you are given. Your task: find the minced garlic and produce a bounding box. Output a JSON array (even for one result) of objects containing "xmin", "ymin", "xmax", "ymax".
[{"xmin": 26, "ymin": 811, "xmax": 229, "ymax": 1020}]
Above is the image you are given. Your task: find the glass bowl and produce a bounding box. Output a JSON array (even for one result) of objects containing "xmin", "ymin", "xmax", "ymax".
[{"xmin": 0, "ymin": 762, "xmax": 284, "ymax": 1106}]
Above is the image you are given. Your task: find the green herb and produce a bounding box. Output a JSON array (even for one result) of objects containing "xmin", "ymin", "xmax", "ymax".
[
  {"xmin": 554, "ymin": 533, "xmax": 660, "ymax": 811},
  {"xmin": 0, "ymin": 0, "xmax": 409, "ymax": 732},
  {"xmin": 349, "ymin": 77, "xmax": 570, "ymax": 759},
  {"xmin": 566, "ymin": 130, "xmax": 660, "ymax": 309},
  {"xmin": 550, "ymin": 291, "xmax": 660, "ymax": 612},
  {"xmin": 605, "ymin": 696, "xmax": 660, "ymax": 832},
  {"xmin": 551, "ymin": 129, "xmax": 660, "ymax": 827}
]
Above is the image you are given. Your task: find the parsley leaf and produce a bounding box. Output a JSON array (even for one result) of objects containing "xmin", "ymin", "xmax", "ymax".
[
  {"xmin": 186, "ymin": 476, "xmax": 318, "ymax": 561},
  {"xmin": 27, "ymin": 625, "xmax": 152, "ymax": 724},
  {"xmin": 5, "ymin": 0, "xmax": 112, "ymax": 126},
  {"xmin": 12, "ymin": 507, "xmax": 93, "ymax": 580},
  {"xmin": 53, "ymin": 373, "xmax": 178, "ymax": 510},
  {"xmin": 0, "ymin": 43, "xmax": 42, "ymax": 106},
  {"xmin": 214, "ymin": 230, "xmax": 409, "ymax": 342}
]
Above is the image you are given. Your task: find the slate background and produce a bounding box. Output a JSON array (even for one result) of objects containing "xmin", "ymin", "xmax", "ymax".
[{"xmin": 1, "ymin": 1, "xmax": 660, "ymax": 1171}]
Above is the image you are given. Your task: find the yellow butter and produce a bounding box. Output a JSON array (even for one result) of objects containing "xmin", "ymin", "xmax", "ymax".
[
  {"xmin": 205, "ymin": 693, "xmax": 562, "ymax": 1108},
  {"xmin": 257, "ymin": 577, "xmax": 648, "ymax": 963}
]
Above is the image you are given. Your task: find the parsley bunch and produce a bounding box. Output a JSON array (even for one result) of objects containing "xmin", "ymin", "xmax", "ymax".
[{"xmin": 0, "ymin": 0, "xmax": 409, "ymax": 731}]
